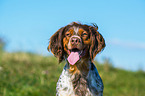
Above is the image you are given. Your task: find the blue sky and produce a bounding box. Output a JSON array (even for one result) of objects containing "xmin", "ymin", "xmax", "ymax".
[{"xmin": 0, "ymin": 0, "xmax": 145, "ymax": 71}]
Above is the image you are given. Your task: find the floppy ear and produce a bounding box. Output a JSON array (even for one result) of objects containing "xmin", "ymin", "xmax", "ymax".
[
  {"xmin": 89, "ymin": 26, "xmax": 106, "ymax": 61},
  {"xmin": 48, "ymin": 27, "xmax": 65, "ymax": 63}
]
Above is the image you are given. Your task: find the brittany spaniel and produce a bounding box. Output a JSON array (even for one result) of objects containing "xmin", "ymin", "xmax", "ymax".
[{"xmin": 48, "ymin": 22, "xmax": 105, "ymax": 96}]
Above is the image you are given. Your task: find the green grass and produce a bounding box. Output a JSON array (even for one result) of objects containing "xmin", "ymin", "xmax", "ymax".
[{"xmin": 0, "ymin": 52, "xmax": 145, "ymax": 96}]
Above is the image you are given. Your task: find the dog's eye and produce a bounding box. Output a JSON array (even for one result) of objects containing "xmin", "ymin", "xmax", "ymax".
[
  {"xmin": 82, "ymin": 32, "xmax": 88, "ymax": 36},
  {"xmin": 65, "ymin": 32, "xmax": 71, "ymax": 37}
]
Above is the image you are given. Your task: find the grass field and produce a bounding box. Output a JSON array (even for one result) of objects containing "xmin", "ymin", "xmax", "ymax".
[{"xmin": 0, "ymin": 52, "xmax": 145, "ymax": 96}]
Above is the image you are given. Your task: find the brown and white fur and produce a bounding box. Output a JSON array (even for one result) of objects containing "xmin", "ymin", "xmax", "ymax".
[{"xmin": 48, "ymin": 22, "xmax": 105, "ymax": 96}]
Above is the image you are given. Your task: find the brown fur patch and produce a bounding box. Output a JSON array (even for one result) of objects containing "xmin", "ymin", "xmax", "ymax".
[
  {"xmin": 72, "ymin": 73, "xmax": 87, "ymax": 96},
  {"xmin": 69, "ymin": 60, "xmax": 90, "ymax": 96}
]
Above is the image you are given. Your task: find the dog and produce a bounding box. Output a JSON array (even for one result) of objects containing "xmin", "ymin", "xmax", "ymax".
[{"xmin": 48, "ymin": 22, "xmax": 105, "ymax": 96}]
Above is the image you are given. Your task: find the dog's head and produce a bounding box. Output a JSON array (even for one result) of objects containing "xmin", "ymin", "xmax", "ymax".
[{"xmin": 48, "ymin": 22, "xmax": 105, "ymax": 64}]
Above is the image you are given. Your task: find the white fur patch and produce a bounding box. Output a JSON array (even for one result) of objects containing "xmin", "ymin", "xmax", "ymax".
[
  {"xmin": 73, "ymin": 26, "xmax": 79, "ymax": 34},
  {"xmin": 56, "ymin": 69, "xmax": 75, "ymax": 96}
]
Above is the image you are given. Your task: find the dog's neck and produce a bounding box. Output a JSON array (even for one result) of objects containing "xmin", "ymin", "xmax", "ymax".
[
  {"xmin": 65, "ymin": 59, "xmax": 91, "ymax": 95},
  {"xmin": 66, "ymin": 58, "xmax": 90, "ymax": 75}
]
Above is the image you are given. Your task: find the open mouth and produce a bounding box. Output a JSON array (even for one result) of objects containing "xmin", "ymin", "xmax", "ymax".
[
  {"xmin": 67, "ymin": 48, "xmax": 85, "ymax": 65},
  {"xmin": 68, "ymin": 48, "xmax": 83, "ymax": 55}
]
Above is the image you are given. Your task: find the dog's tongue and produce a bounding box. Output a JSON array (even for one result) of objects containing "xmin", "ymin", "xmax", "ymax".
[{"xmin": 67, "ymin": 52, "xmax": 80, "ymax": 65}]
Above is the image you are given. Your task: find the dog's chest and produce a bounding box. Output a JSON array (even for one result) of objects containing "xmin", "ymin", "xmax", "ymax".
[
  {"xmin": 56, "ymin": 69, "xmax": 93, "ymax": 96},
  {"xmin": 56, "ymin": 69, "xmax": 75, "ymax": 96}
]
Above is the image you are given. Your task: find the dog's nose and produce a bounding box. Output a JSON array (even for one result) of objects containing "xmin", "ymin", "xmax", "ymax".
[{"xmin": 71, "ymin": 37, "xmax": 80, "ymax": 45}]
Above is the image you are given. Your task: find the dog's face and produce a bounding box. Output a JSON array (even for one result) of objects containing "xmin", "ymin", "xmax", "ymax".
[{"xmin": 48, "ymin": 22, "xmax": 105, "ymax": 64}]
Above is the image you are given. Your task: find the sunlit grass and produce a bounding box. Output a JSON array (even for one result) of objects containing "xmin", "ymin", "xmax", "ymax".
[{"xmin": 0, "ymin": 52, "xmax": 145, "ymax": 96}]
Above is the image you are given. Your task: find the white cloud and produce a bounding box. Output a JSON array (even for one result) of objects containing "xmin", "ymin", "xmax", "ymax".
[{"xmin": 108, "ymin": 38, "xmax": 145, "ymax": 50}]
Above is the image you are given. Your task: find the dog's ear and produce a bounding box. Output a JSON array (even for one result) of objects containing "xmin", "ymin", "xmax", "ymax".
[
  {"xmin": 48, "ymin": 27, "xmax": 66, "ymax": 63},
  {"xmin": 89, "ymin": 25, "xmax": 105, "ymax": 61}
]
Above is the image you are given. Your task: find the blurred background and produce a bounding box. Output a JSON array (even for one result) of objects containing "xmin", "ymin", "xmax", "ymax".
[{"xmin": 0, "ymin": 0, "xmax": 145, "ymax": 96}]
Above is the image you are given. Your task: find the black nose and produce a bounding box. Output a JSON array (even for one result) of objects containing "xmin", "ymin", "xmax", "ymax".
[{"xmin": 71, "ymin": 37, "xmax": 80, "ymax": 45}]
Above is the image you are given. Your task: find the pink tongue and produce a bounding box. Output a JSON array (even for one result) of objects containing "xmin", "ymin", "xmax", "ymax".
[{"xmin": 67, "ymin": 52, "xmax": 80, "ymax": 65}]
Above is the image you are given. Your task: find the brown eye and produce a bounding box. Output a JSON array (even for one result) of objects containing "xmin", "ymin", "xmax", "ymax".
[
  {"xmin": 82, "ymin": 32, "xmax": 88, "ymax": 36},
  {"xmin": 65, "ymin": 32, "xmax": 71, "ymax": 37}
]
